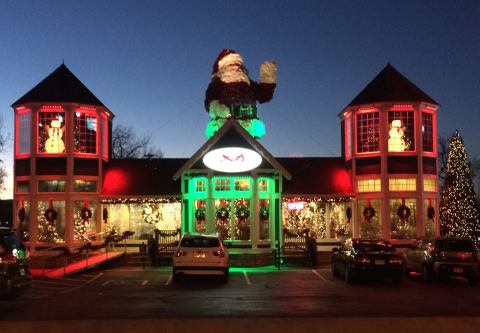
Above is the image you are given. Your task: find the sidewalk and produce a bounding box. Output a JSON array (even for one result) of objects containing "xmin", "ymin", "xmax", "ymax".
[{"xmin": 30, "ymin": 251, "xmax": 124, "ymax": 278}]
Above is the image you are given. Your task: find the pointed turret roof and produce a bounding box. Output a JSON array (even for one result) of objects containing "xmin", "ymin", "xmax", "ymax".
[
  {"xmin": 347, "ymin": 63, "xmax": 438, "ymax": 107},
  {"xmin": 12, "ymin": 64, "xmax": 106, "ymax": 107}
]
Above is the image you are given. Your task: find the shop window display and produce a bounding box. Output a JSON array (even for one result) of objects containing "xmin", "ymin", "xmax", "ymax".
[
  {"xmin": 74, "ymin": 112, "xmax": 97, "ymax": 154},
  {"xmin": 259, "ymin": 199, "xmax": 270, "ymax": 240},
  {"xmin": 16, "ymin": 111, "xmax": 30, "ymax": 155},
  {"xmin": 37, "ymin": 200, "xmax": 65, "ymax": 243},
  {"xmin": 282, "ymin": 199, "xmax": 326, "ymax": 239},
  {"xmin": 215, "ymin": 199, "xmax": 231, "ymax": 240},
  {"xmin": 390, "ymin": 199, "xmax": 417, "ymax": 239},
  {"xmin": 356, "ymin": 112, "xmax": 380, "ymax": 153},
  {"xmin": 424, "ymin": 199, "xmax": 436, "ymax": 239},
  {"xmin": 73, "ymin": 201, "xmax": 97, "ymax": 241},
  {"xmin": 388, "ymin": 110, "xmax": 414, "ymax": 152},
  {"xmin": 329, "ymin": 202, "xmax": 351, "ymax": 239},
  {"xmin": 38, "ymin": 111, "xmax": 66, "ymax": 154},
  {"xmin": 422, "ymin": 112, "xmax": 434, "ymax": 152},
  {"xmin": 234, "ymin": 199, "xmax": 250, "ymax": 240},
  {"xmin": 17, "ymin": 201, "xmax": 30, "ymax": 242},
  {"xmin": 358, "ymin": 199, "xmax": 381, "ymax": 239}
]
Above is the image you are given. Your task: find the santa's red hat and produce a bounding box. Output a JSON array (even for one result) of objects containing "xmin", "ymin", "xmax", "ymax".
[{"xmin": 212, "ymin": 49, "xmax": 238, "ymax": 74}]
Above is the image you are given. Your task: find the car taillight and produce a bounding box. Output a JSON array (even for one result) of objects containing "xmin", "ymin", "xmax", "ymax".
[
  {"xmin": 175, "ymin": 250, "xmax": 187, "ymax": 257},
  {"xmin": 457, "ymin": 252, "xmax": 473, "ymax": 260},
  {"xmin": 213, "ymin": 250, "xmax": 225, "ymax": 257}
]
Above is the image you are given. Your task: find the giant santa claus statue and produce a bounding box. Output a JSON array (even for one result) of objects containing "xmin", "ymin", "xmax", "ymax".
[{"xmin": 204, "ymin": 49, "xmax": 277, "ymax": 138}]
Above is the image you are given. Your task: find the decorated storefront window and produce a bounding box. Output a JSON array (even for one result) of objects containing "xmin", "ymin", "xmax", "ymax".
[
  {"xmin": 424, "ymin": 198, "xmax": 436, "ymax": 239},
  {"xmin": 388, "ymin": 178, "xmax": 416, "ymax": 191},
  {"xmin": 388, "ymin": 110, "xmax": 414, "ymax": 152},
  {"xmin": 233, "ymin": 199, "xmax": 250, "ymax": 240},
  {"xmin": 102, "ymin": 115, "xmax": 109, "ymax": 160},
  {"xmin": 215, "ymin": 199, "xmax": 231, "ymax": 240},
  {"xmin": 328, "ymin": 202, "xmax": 352, "ymax": 239},
  {"xmin": 358, "ymin": 199, "xmax": 381, "ymax": 239},
  {"xmin": 390, "ymin": 199, "xmax": 417, "ymax": 239},
  {"xmin": 16, "ymin": 110, "xmax": 31, "ymax": 155},
  {"xmin": 356, "ymin": 112, "xmax": 380, "ymax": 153},
  {"xmin": 38, "ymin": 111, "xmax": 66, "ymax": 154},
  {"xmin": 73, "ymin": 201, "xmax": 97, "ymax": 241},
  {"xmin": 74, "ymin": 111, "xmax": 97, "ymax": 154},
  {"xmin": 17, "ymin": 201, "xmax": 30, "ymax": 242},
  {"xmin": 73, "ymin": 180, "xmax": 97, "ymax": 192},
  {"xmin": 357, "ymin": 179, "xmax": 381, "ymax": 192},
  {"xmin": 422, "ymin": 112, "xmax": 434, "ymax": 152},
  {"xmin": 259, "ymin": 199, "xmax": 270, "ymax": 240},
  {"xmin": 423, "ymin": 179, "xmax": 436, "ymax": 192},
  {"xmin": 282, "ymin": 198, "xmax": 326, "ymax": 239},
  {"xmin": 194, "ymin": 200, "xmax": 206, "ymax": 233},
  {"xmin": 37, "ymin": 200, "xmax": 65, "ymax": 243},
  {"xmin": 102, "ymin": 199, "xmax": 181, "ymax": 240},
  {"xmin": 38, "ymin": 180, "xmax": 66, "ymax": 192}
]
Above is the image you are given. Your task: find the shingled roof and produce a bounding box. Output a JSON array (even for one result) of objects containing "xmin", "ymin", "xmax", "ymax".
[
  {"xmin": 12, "ymin": 64, "xmax": 106, "ymax": 107},
  {"xmin": 347, "ymin": 63, "xmax": 438, "ymax": 107}
]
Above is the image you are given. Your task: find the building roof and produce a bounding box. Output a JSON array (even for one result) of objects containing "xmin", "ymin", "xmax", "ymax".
[
  {"xmin": 278, "ymin": 157, "xmax": 354, "ymax": 196},
  {"xmin": 347, "ymin": 63, "xmax": 438, "ymax": 107},
  {"xmin": 102, "ymin": 157, "xmax": 353, "ymax": 197},
  {"xmin": 102, "ymin": 158, "xmax": 186, "ymax": 196},
  {"xmin": 12, "ymin": 64, "xmax": 107, "ymax": 107},
  {"xmin": 173, "ymin": 119, "xmax": 292, "ymax": 180}
]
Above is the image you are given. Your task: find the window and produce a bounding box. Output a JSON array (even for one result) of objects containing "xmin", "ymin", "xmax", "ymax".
[
  {"xmin": 345, "ymin": 113, "xmax": 352, "ymax": 159},
  {"xmin": 356, "ymin": 112, "xmax": 380, "ymax": 153},
  {"xmin": 195, "ymin": 180, "xmax": 206, "ymax": 192},
  {"xmin": 389, "ymin": 178, "xmax": 416, "ymax": 191},
  {"xmin": 358, "ymin": 199, "xmax": 382, "ymax": 239},
  {"xmin": 73, "ymin": 180, "xmax": 97, "ymax": 192},
  {"xmin": 37, "ymin": 200, "xmax": 65, "ymax": 243},
  {"xmin": 390, "ymin": 199, "xmax": 417, "ymax": 239},
  {"xmin": 357, "ymin": 179, "xmax": 381, "ymax": 192},
  {"xmin": 234, "ymin": 179, "xmax": 250, "ymax": 191},
  {"xmin": 38, "ymin": 180, "xmax": 66, "ymax": 192},
  {"xmin": 424, "ymin": 199, "xmax": 436, "ymax": 239},
  {"xmin": 422, "ymin": 113, "xmax": 434, "ymax": 152},
  {"xmin": 16, "ymin": 181, "xmax": 30, "ymax": 193},
  {"xmin": 258, "ymin": 179, "xmax": 269, "ymax": 192},
  {"xmin": 17, "ymin": 111, "xmax": 30, "ymax": 155},
  {"xmin": 215, "ymin": 178, "xmax": 230, "ymax": 191},
  {"xmin": 38, "ymin": 111, "xmax": 66, "ymax": 154},
  {"xmin": 74, "ymin": 111, "xmax": 97, "ymax": 154},
  {"xmin": 423, "ymin": 179, "xmax": 436, "ymax": 192},
  {"xmin": 388, "ymin": 110, "xmax": 414, "ymax": 152},
  {"xmin": 102, "ymin": 116, "xmax": 109, "ymax": 160}
]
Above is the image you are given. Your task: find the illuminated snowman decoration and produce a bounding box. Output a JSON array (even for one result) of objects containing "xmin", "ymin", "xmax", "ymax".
[
  {"xmin": 388, "ymin": 119, "xmax": 406, "ymax": 152},
  {"xmin": 45, "ymin": 118, "xmax": 65, "ymax": 153}
]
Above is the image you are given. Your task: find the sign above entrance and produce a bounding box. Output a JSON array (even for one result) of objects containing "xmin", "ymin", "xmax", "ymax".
[{"xmin": 203, "ymin": 147, "xmax": 262, "ymax": 173}]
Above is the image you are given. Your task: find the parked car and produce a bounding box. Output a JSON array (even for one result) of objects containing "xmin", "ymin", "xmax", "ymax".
[
  {"xmin": 331, "ymin": 238, "xmax": 404, "ymax": 284},
  {"xmin": 0, "ymin": 227, "xmax": 32, "ymax": 298},
  {"xmin": 172, "ymin": 233, "xmax": 229, "ymax": 282},
  {"xmin": 404, "ymin": 237, "xmax": 479, "ymax": 284}
]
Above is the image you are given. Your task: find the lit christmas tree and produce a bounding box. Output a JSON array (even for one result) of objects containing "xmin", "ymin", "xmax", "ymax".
[
  {"xmin": 37, "ymin": 201, "xmax": 63, "ymax": 243},
  {"xmin": 73, "ymin": 208, "xmax": 90, "ymax": 241},
  {"xmin": 439, "ymin": 131, "xmax": 480, "ymax": 248}
]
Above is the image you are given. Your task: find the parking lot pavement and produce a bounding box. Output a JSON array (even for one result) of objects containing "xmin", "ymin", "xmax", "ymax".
[{"xmin": 21, "ymin": 273, "xmax": 103, "ymax": 300}]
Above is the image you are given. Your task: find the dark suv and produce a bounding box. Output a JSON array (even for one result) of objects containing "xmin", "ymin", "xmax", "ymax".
[
  {"xmin": 0, "ymin": 227, "xmax": 32, "ymax": 297},
  {"xmin": 404, "ymin": 237, "xmax": 479, "ymax": 283}
]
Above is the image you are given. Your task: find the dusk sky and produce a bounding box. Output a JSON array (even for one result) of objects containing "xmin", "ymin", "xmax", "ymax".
[{"xmin": 0, "ymin": 0, "xmax": 479, "ymax": 198}]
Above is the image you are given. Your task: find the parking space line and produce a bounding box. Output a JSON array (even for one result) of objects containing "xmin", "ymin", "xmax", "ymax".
[
  {"xmin": 312, "ymin": 269, "xmax": 335, "ymax": 285},
  {"xmin": 165, "ymin": 274, "xmax": 173, "ymax": 285},
  {"xmin": 61, "ymin": 272, "xmax": 103, "ymax": 294},
  {"xmin": 142, "ymin": 280, "xmax": 148, "ymax": 286},
  {"xmin": 243, "ymin": 271, "xmax": 251, "ymax": 285}
]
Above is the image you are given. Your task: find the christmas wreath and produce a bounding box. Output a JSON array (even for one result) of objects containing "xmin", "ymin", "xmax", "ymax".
[
  {"xmin": 143, "ymin": 205, "xmax": 160, "ymax": 224},
  {"xmin": 216, "ymin": 207, "xmax": 230, "ymax": 220},
  {"xmin": 259, "ymin": 206, "xmax": 269, "ymax": 220},
  {"xmin": 427, "ymin": 206, "xmax": 435, "ymax": 220},
  {"xmin": 235, "ymin": 207, "xmax": 250, "ymax": 220},
  {"xmin": 346, "ymin": 207, "xmax": 352, "ymax": 223},
  {"xmin": 44, "ymin": 208, "xmax": 57, "ymax": 223},
  {"xmin": 363, "ymin": 206, "xmax": 375, "ymax": 221},
  {"xmin": 81, "ymin": 207, "xmax": 93, "ymax": 220},
  {"xmin": 18, "ymin": 207, "xmax": 26, "ymax": 223},
  {"xmin": 195, "ymin": 208, "xmax": 206, "ymax": 221},
  {"xmin": 397, "ymin": 204, "xmax": 411, "ymax": 220}
]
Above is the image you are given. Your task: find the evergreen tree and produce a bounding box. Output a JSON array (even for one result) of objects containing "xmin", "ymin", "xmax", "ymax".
[{"xmin": 439, "ymin": 131, "xmax": 480, "ymax": 248}]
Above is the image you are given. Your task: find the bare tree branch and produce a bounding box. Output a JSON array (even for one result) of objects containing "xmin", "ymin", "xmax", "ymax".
[{"xmin": 112, "ymin": 124, "xmax": 164, "ymax": 159}]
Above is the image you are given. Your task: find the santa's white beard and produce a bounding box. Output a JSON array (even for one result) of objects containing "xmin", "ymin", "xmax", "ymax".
[{"xmin": 217, "ymin": 65, "xmax": 250, "ymax": 84}]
